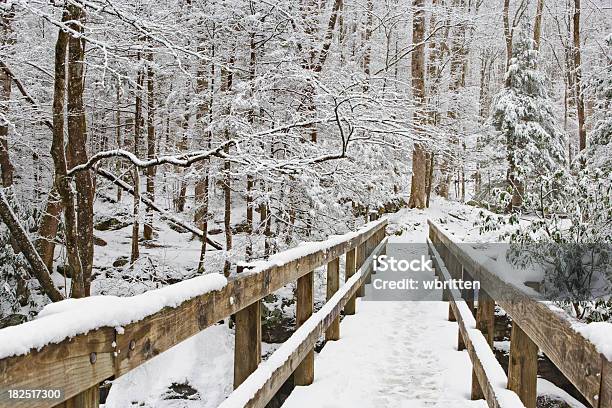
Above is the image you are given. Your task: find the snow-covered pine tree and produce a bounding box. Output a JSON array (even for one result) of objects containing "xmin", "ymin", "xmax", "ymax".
[
  {"xmin": 583, "ymin": 33, "xmax": 612, "ymax": 173},
  {"xmin": 490, "ymin": 24, "xmax": 567, "ymax": 212}
]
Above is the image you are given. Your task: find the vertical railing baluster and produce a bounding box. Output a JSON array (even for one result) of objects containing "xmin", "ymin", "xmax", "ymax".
[
  {"xmin": 326, "ymin": 258, "xmax": 340, "ymax": 341},
  {"xmin": 295, "ymin": 271, "xmax": 314, "ymax": 385}
]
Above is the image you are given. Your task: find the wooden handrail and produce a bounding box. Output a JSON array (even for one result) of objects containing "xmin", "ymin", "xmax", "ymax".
[
  {"xmin": 428, "ymin": 220, "xmax": 612, "ymax": 408},
  {"xmin": 0, "ymin": 219, "xmax": 388, "ymax": 408},
  {"xmin": 221, "ymin": 237, "xmax": 388, "ymax": 408}
]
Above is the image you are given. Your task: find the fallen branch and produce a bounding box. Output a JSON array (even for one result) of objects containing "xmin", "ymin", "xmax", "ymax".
[
  {"xmin": 95, "ymin": 168, "xmax": 223, "ymax": 250},
  {"xmin": 0, "ymin": 188, "xmax": 64, "ymax": 302}
]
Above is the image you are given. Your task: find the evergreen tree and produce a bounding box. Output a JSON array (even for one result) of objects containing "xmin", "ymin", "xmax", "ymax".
[
  {"xmin": 491, "ymin": 24, "xmax": 567, "ymax": 211},
  {"xmin": 582, "ymin": 34, "xmax": 612, "ymax": 172}
]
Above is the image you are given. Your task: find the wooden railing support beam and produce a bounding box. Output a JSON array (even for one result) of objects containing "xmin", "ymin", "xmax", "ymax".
[
  {"xmin": 508, "ymin": 321, "xmax": 538, "ymax": 408},
  {"xmin": 344, "ymin": 248, "xmax": 356, "ymax": 315},
  {"xmin": 234, "ymin": 300, "xmax": 262, "ymax": 389},
  {"xmin": 325, "ymin": 258, "xmax": 340, "ymax": 341},
  {"xmin": 57, "ymin": 385, "xmax": 99, "ymax": 408},
  {"xmin": 294, "ymin": 271, "xmax": 314, "ymax": 385},
  {"xmin": 357, "ymin": 243, "xmax": 366, "ymax": 298}
]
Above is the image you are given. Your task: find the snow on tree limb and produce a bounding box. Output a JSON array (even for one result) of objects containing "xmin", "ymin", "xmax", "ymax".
[{"xmin": 95, "ymin": 168, "xmax": 223, "ymax": 250}]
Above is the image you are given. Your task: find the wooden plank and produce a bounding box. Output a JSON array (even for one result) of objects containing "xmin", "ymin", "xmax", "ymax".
[
  {"xmin": 476, "ymin": 289, "xmax": 495, "ymax": 346},
  {"xmin": 472, "ymin": 289, "xmax": 495, "ymax": 400},
  {"xmin": 507, "ymin": 322, "xmax": 538, "ymax": 408},
  {"xmin": 325, "ymin": 258, "xmax": 340, "ymax": 341},
  {"xmin": 600, "ymin": 357, "xmax": 612, "ymax": 408},
  {"xmin": 429, "ymin": 240, "xmax": 524, "ymax": 408},
  {"xmin": 365, "ymin": 236, "xmax": 373, "ymax": 284},
  {"xmin": 357, "ymin": 243, "xmax": 366, "ymax": 298},
  {"xmin": 294, "ymin": 271, "xmax": 314, "ymax": 386},
  {"xmin": 428, "ymin": 220, "xmax": 608, "ymax": 408},
  {"xmin": 0, "ymin": 328, "xmax": 114, "ymax": 408},
  {"xmin": 344, "ymin": 248, "xmax": 356, "ymax": 315},
  {"xmin": 221, "ymin": 238, "xmax": 388, "ymax": 408},
  {"xmin": 56, "ymin": 385, "xmax": 99, "ymax": 408},
  {"xmin": 234, "ymin": 300, "xmax": 261, "ymax": 388}
]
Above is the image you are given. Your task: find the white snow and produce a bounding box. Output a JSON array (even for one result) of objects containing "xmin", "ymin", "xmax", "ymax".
[
  {"xmin": 573, "ymin": 321, "xmax": 612, "ymax": 360},
  {"xmin": 0, "ymin": 273, "xmax": 227, "ymax": 359},
  {"xmin": 537, "ymin": 378, "xmax": 588, "ymax": 408},
  {"xmin": 104, "ymin": 324, "xmax": 235, "ymax": 408}
]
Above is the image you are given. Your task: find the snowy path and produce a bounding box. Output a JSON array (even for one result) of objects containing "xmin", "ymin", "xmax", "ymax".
[{"xmin": 283, "ymin": 237, "xmax": 488, "ymax": 408}]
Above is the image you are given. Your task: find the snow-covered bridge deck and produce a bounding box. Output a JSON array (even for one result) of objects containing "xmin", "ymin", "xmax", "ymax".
[
  {"xmin": 284, "ymin": 238, "xmax": 486, "ymax": 408},
  {"xmin": 284, "ymin": 300, "xmax": 486, "ymax": 408}
]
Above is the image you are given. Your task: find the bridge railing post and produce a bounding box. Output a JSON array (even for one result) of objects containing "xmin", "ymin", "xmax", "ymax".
[
  {"xmin": 507, "ymin": 321, "xmax": 538, "ymax": 408},
  {"xmin": 356, "ymin": 242, "xmax": 366, "ymax": 298},
  {"xmin": 325, "ymin": 258, "xmax": 340, "ymax": 341},
  {"xmin": 344, "ymin": 248, "xmax": 356, "ymax": 315},
  {"xmin": 295, "ymin": 270, "xmax": 314, "ymax": 385},
  {"xmin": 234, "ymin": 299, "xmax": 262, "ymax": 389}
]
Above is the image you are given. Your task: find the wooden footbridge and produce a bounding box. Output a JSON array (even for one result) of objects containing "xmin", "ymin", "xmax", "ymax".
[{"xmin": 1, "ymin": 219, "xmax": 611, "ymax": 408}]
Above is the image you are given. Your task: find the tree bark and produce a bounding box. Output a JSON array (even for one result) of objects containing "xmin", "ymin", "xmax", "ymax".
[
  {"xmin": 572, "ymin": 0, "xmax": 586, "ymax": 152},
  {"xmin": 115, "ymin": 88, "xmax": 123, "ymax": 202},
  {"xmin": 503, "ymin": 0, "xmax": 513, "ymax": 71},
  {"xmin": 130, "ymin": 167, "xmax": 140, "ymax": 263},
  {"xmin": 131, "ymin": 57, "xmax": 144, "ymax": 263},
  {"xmin": 195, "ymin": 39, "xmax": 212, "ymax": 272},
  {"xmin": 0, "ymin": 5, "xmax": 14, "ymax": 188},
  {"xmin": 50, "ymin": 9, "xmax": 85, "ymax": 298},
  {"xmin": 533, "ymin": 0, "xmax": 545, "ymax": 51},
  {"xmin": 222, "ymin": 57, "xmax": 234, "ymax": 277},
  {"xmin": 66, "ymin": 3, "xmax": 94, "ymax": 296},
  {"xmin": 143, "ymin": 51, "xmax": 156, "ymax": 241},
  {"xmin": 408, "ymin": 0, "xmax": 427, "ymax": 209}
]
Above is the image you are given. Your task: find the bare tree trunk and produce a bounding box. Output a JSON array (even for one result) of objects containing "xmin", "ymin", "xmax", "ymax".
[
  {"xmin": 130, "ymin": 167, "xmax": 140, "ymax": 263},
  {"xmin": 408, "ymin": 0, "xmax": 427, "ymax": 209},
  {"xmin": 533, "ymin": 0, "xmax": 545, "ymax": 51},
  {"xmin": 131, "ymin": 59, "xmax": 144, "ymax": 262},
  {"xmin": 503, "ymin": 0, "xmax": 513, "ymax": 71},
  {"xmin": 50, "ymin": 9, "xmax": 85, "ymax": 298},
  {"xmin": 195, "ymin": 37, "xmax": 213, "ymax": 272},
  {"xmin": 246, "ymin": 28, "xmax": 257, "ymax": 260},
  {"xmin": 222, "ymin": 57, "xmax": 234, "ymax": 277},
  {"xmin": 66, "ymin": 3, "xmax": 94, "ymax": 296},
  {"xmin": 362, "ymin": 0, "xmax": 374, "ymax": 87},
  {"xmin": 0, "ymin": 5, "xmax": 14, "ymax": 187},
  {"xmin": 143, "ymin": 51, "xmax": 156, "ymax": 241},
  {"xmin": 175, "ymin": 112, "xmax": 189, "ymax": 212},
  {"xmin": 425, "ymin": 152, "xmax": 434, "ymax": 207},
  {"xmin": 115, "ymin": 88, "xmax": 123, "ymax": 202},
  {"xmin": 572, "ymin": 0, "xmax": 586, "ymax": 153}
]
